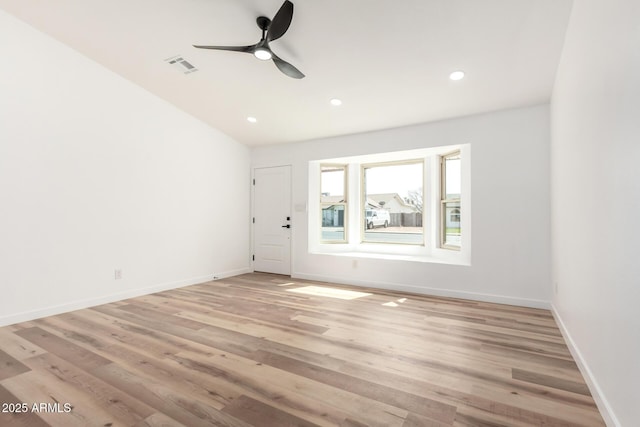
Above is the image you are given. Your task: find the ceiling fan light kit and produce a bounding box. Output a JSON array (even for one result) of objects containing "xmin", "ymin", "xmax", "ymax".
[
  {"xmin": 193, "ymin": 1, "xmax": 304, "ymax": 79},
  {"xmin": 254, "ymin": 48, "xmax": 272, "ymax": 61}
]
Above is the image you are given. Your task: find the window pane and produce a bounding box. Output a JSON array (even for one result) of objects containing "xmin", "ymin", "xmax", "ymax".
[
  {"xmin": 363, "ymin": 162, "xmax": 423, "ymax": 244},
  {"xmin": 444, "ymin": 155, "xmax": 461, "ymax": 199},
  {"xmin": 441, "ymin": 152, "xmax": 461, "ymax": 250},
  {"xmin": 321, "ymin": 166, "xmax": 345, "ymax": 198},
  {"xmin": 443, "ymin": 201, "xmax": 461, "ymax": 248},
  {"xmin": 321, "ymin": 204, "xmax": 345, "ymax": 241},
  {"xmin": 321, "ymin": 165, "xmax": 347, "ymax": 243}
]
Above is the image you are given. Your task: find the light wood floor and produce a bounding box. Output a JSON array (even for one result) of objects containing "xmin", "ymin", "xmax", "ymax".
[{"xmin": 1, "ymin": 273, "xmax": 605, "ymax": 426}]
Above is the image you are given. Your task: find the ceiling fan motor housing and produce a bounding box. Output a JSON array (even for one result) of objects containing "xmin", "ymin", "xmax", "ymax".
[{"xmin": 257, "ymin": 16, "xmax": 271, "ymax": 32}]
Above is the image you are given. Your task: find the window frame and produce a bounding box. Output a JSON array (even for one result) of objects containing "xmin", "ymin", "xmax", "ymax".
[
  {"xmin": 360, "ymin": 159, "xmax": 425, "ymax": 245},
  {"xmin": 320, "ymin": 164, "xmax": 348, "ymax": 244},
  {"xmin": 440, "ymin": 150, "xmax": 461, "ymax": 250}
]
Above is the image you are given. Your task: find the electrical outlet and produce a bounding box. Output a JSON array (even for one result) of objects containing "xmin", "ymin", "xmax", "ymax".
[{"xmin": 114, "ymin": 269, "xmax": 122, "ymax": 280}]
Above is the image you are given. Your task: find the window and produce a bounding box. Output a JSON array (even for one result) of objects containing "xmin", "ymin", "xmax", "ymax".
[
  {"xmin": 320, "ymin": 165, "xmax": 347, "ymax": 243},
  {"xmin": 309, "ymin": 145, "xmax": 468, "ymax": 264},
  {"xmin": 362, "ymin": 161, "xmax": 424, "ymax": 245},
  {"xmin": 441, "ymin": 151, "xmax": 461, "ymax": 249}
]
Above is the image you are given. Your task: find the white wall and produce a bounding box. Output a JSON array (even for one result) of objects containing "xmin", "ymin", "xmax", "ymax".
[
  {"xmin": 253, "ymin": 104, "xmax": 551, "ymax": 307},
  {"xmin": 550, "ymin": 0, "xmax": 640, "ymax": 425},
  {"xmin": 0, "ymin": 11, "xmax": 251, "ymax": 326}
]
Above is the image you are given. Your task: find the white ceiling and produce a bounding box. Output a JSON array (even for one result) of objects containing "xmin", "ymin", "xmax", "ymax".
[{"xmin": 0, "ymin": 0, "xmax": 573, "ymax": 147}]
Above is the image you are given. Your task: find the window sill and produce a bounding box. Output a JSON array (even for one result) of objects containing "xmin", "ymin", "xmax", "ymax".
[{"xmin": 309, "ymin": 250, "xmax": 470, "ymax": 266}]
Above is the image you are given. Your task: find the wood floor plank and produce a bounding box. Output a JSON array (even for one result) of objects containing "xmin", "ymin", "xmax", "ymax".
[
  {"xmin": 512, "ymin": 368, "xmax": 592, "ymax": 396},
  {"xmin": 0, "ymin": 349, "xmax": 31, "ymax": 381},
  {"xmin": 222, "ymin": 395, "xmax": 321, "ymax": 427},
  {"xmin": 480, "ymin": 343, "xmax": 579, "ymax": 372},
  {"xmin": 402, "ymin": 412, "xmax": 455, "ymax": 427},
  {"xmin": 469, "ymin": 382, "xmax": 603, "ymax": 426},
  {"xmin": 132, "ymin": 412, "xmax": 187, "ymax": 427},
  {"xmin": 0, "ymin": 273, "xmax": 605, "ymax": 426},
  {"xmin": 14, "ymin": 327, "xmax": 111, "ymax": 372},
  {"xmin": 0, "ymin": 328, "xmax": 48, "ymax": 361},
  {"xmin": 116, "ymin": 304, "xmax": 207, "ymax": 330}
]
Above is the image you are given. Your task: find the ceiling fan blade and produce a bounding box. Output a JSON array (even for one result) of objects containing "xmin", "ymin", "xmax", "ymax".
[
  {"xmin": 271, "ymin": 52, "xmax": 305, "ymax": 79},
  {"xmin": 193, "ymin": 44, "xmax": 256, "ymax": 53},
  {"xmin": 267, "ymin": 0, "xmax": 294, "ymax": 42}
]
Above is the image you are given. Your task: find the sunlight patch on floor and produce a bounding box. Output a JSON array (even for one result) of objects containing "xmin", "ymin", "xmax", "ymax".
[
  {"xmin": 287, "ymin": 286, "xmax": 372, "ymax": 300},
  {"xmin": 382, "ymin": 297, "xmax": 409, "ymax": 307}
]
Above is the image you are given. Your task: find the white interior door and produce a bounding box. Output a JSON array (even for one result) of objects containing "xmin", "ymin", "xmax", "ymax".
[{"xmin": 253, "ymin": 166, "xmax": 291, "ymax": 275}]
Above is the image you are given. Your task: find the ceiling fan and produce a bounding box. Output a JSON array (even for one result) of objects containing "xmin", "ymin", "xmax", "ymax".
[{"xmin": 193, "ymin": 0, "xmax": 305, "ymax": 79}]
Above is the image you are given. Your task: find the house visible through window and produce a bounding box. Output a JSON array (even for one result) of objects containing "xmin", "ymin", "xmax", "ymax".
[
  {"xmin": 450, "ymin": 208, "xmax": 461, "ymax": 223},
  {"xmin": 320, "ymin": 165, "xmax": 347, "ymax": 243}
]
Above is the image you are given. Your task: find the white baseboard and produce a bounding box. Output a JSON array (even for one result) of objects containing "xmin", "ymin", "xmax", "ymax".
[
  {"xmin": 215, "ymin": 267, "xmax": 253, "ymax": 280},
  {"xmin": 551, "ymin": 304, "xmax": 620, "ymax": 427},
  {"xmin": 292, "ymin": 272, "xmax": 550, "ymax": 309},
  {"xmin": 0, "ymin": 267, "xmax": 252, "ymax": 327}
]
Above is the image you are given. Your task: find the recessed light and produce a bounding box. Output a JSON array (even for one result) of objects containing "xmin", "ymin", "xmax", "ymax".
[
  {"xmin": 330, "ymin": 98, "xmax": 343, "ymax": 106},
  {"xmin": 247, "ymin": 116, "xmax": 257, "ymax": 123},
  {"xmin": 449, "ymin": 71, "xmax": 465, "ymax": 81}
]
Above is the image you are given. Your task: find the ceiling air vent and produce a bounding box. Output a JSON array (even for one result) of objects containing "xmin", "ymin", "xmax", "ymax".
[{"xmin": 165, "ymin": 55, "xmax": 198, "ymax": 74}]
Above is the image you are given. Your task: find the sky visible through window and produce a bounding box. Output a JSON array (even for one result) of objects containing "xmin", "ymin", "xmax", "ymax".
[
  {"xmin": 365, "ymin": 163, "xmax": 422, "ymax": 198},
  {"xmin": 445, "ymin": 158, "xmax": 461, "ymax": 197},
  {"xmin": 322, "ymin": 161, "xmax": 460, "ymax": 198},
  {"xmin": 321, "ymin": 169, "xmax": 344, "ymax": 197}
]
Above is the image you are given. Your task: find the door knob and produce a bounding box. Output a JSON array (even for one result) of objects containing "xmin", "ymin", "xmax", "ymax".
[{"xmin": 281, "ymin": 224, "xmax": 291, "ymax": 229}]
